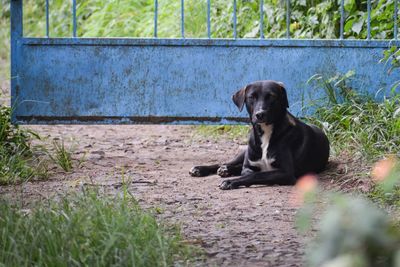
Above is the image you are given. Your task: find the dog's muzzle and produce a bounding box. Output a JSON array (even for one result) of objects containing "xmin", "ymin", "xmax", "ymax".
[{"xmin": 254, "ymin": 110, "xmax": 268, "ymax": 123}]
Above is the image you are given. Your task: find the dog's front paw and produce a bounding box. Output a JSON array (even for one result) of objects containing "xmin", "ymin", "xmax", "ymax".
[
  {"xmin": 219, "ymin": 180, "xmax": 239, "ymax": 190},
  {"xmin": 189, "ymin": 166, "xmax": 201, "ymax": 177},
  {"xmin": 217, "ymin": 165, "xmax": 231, "ymax": 177}
]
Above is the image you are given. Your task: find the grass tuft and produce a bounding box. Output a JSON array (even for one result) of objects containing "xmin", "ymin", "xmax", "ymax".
[
  {"xmin": 48, "ymin": 138, "xmax": 74, "ymax": 172},
  {"xmin": 306, "ymin": 71, "xmax": 400, "ymax": 161},
  {"xmin": 0, "ymin": 188, "xmax": 197, "ymax": 267},
  {"xmin": 0, "ymin": 104, "xmax": 40, "ymax": 184}
]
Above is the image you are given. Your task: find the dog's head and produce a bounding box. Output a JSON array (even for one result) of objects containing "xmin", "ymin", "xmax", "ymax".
[{"xmin": 232, "ymin": 80, "xmax": 289, "ymax": 125}]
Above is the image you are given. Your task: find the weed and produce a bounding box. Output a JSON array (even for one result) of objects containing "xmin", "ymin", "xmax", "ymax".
[
  {"xmin": 48, "ymin": 138, "xmax": 74, "ymax": 172},
  {"xmin": 0, "ymin": 104, "xmax": 44, "ymax": 184},
  {"xmin": 306, "ymin": 71, "xmax": 400, "ymax": 161},
  {"xmin": 0, "ymin": 188, "xmax": 197, "ymax": 266}
]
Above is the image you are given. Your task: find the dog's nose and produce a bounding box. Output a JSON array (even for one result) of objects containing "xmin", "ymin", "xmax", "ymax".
[{"xmin": 255, "ymin": 111, "xmax": 266, "ymax": 121}]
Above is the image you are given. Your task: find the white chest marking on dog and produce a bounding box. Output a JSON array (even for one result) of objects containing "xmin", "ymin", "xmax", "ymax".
[{"xmin": 248, "ymin": 124, "xmax": 276, "ymax": 171}]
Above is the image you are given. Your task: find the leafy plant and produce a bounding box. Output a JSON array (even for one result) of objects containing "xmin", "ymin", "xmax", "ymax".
[
  {"xmin": 307, "ymin": 70, "xmax": 357, "ymax": 105},
  {"xmin": 306, "ymin": 71, "xmax": 400, "ymax": 160},
  {"xmin": 306, "ymin": 195, "xmax": 400, "ymax": 267},
  {"xmin": 0, "ymin": 103, "xmax": 40, "ymax": 184},
  {"xmin": 296, "ymin": 160, "xmax": 400, "ymax": 267}
]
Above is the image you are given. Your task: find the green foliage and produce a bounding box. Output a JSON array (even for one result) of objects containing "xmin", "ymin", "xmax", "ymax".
[
  {"xmin": 381, "ymin": 45, "xmax": 400, "ymax": 75},
  {"xmin": 370, "ymin": 160, "xmax": 400, "ymax": 206},
  {"xmin": 306, "ymin": 72, "xmax": 400, "ymax": 160},
  {"xmin": 0, "ymin": 188, "xmax": 196, "ymax": 266},
  {"xmin": 0, "ymin": 104, "xmax": 39, "ymax": 184},
  {"xmin": 1, "ymin": 0, "xmax": 397, "ymax": 39},
  {"xmin": 298, "ymin": 162, "xmax": 400, "ymax": 267},
  {"xmin": 0, "ymin": 102, "xmax": 80, "ymax": 184},
  {"xmin": 306, "ymin": 195, "xmax": 400, "ymax": 267}
]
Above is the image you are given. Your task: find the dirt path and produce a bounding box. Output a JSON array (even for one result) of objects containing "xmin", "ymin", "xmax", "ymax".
[{"xmin": 0, "ymin": 125, "xmax": 327, "ymax": 266}]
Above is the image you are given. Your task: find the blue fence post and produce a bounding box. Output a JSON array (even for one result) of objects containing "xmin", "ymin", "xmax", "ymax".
[
  {"xmin": 395, "ymin": 0, "xmax": 398, "ymax": 40},
  {"xmin": 286, "ymin": 0, "xmax": 290, "ymax": 39},
  {"xmin": 260, "ymin": 0, "xmax": 264, "ymax": 39},
  {"xmin": 154, "ymin": 0, "xmax": 158, "ymax": 38},
  {"xmin": 46, "ymin": 0, "xmax": 49, "ymax": 37},
  {"xmin": 181, "ymin": 0, "xmax": 185, "ymax": 38},
  {"xmin": 72, "ymin": 0, "xmax": 77, "ymax": 37},
  {"xmin": 340, "ymin": 0, "xmax": 344, "ymax": 39},
  {"xmin": 367, "ymin": 0, "xmax": 371, "ymax": 40},
  {"xmin": 11, "ymin": 0, "xmax": 23, "ymax": 123},
  {"xmin": 207, "ymin": 0, "xmax": 211, "ymax": 38},
  {"xmin": 233, "ymin": 0, "xmax": 237, "ymax": 39}
]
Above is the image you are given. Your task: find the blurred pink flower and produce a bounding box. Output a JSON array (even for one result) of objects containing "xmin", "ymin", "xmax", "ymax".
[
  {"xmin": 292, "ymin": 174, "xmax": 318, "ymax": 206},
  {"xmin": 371, "ymin": 157, "xmax": 396, "ymax": 182}
]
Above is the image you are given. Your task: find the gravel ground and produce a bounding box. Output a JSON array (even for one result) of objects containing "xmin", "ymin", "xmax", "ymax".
[{"xmin": 0, "ymin": 124, "xmax": 342, "ymax": 266}]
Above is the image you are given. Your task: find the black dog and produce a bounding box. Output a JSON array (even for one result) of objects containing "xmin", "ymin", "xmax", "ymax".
[{"xmin": 189, "ymin": 80, "xmax": 330, "ymax": 190}]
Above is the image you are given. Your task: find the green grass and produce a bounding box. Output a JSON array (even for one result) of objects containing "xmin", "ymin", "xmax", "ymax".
[
  {"xmin": 306, "ymin": 71, "xmax": 400, "ymax": 161},
  {"xmin": 0, "ymin": 105, "xmax": 41, "ymax": 184},
  {"xmin": 0, "ymin": 103, "xmax": 81, "ymax": 184},
  {"xmin": 48, "ymin": 138, "xmax": 74, "ymax": 172},
  {"xmin": 194, "ymin": 125, "xmax": 249, "ymax": 142},
  {"xmin": 0, "ymin": 188, "xmax": 197, "ymax": 267}
]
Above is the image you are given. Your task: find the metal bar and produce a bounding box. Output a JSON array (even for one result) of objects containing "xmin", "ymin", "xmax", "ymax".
[
  {"xmin": 21, "ymin": 37, "xmax": 399, "ymax": 48},
  {"xmin": 395, "ymin": 0, "xmax": 398, "ymax": 40},
  {"xmin": 72, "ymin": 0, "xmax": 77, "ymax": 37},
  {"xmin": 154, "ymin": 0, "xmax": 158, "ymax": 38},
  {"xmin": 233, "ymin": 0, "xmax": 237, "ymax": 39},
  {"xmin": 286, "ymin": 0, "xmax": 290, "ymax": 39},
  {"xmin": 46, "ymin": 0, "xmax": 49, "ymax": 37},
  {"xmin": 340, "ymin": 0, "xmax": 344, "ymax": 39},
  {"xmin": 260, "ymin": 0, "xmax": 264, "ymax": 39},
  {"xmin": 367, "ymin": 0, "xmax": 371, "ymax": 40},
  {"xmin": 181, "ymin": 0, "xmax": 185, "ymax": 38},
  {"xmin": 11, "ymin": 0, "xmax": 23, "ymax": 124},
  {"xmin": 207, "ymin": 0, "xmax": 211, "ymax": 38}
]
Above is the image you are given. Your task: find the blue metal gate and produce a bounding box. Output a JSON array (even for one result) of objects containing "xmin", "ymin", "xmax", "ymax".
[{"xmin": 11, "ymin": 0, "xmax": 400, "ymax": 124}]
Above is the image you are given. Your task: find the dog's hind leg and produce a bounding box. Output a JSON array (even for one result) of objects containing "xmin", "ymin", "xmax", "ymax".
[{"xmin": 189, "ymin": 150, "xmax": 245, "ymax": 177}]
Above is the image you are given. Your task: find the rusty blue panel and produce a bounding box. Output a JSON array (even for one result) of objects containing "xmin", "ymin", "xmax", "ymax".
[{"xmin": 12, "ymin": 38, "xmax": 400, "ymax": 124}]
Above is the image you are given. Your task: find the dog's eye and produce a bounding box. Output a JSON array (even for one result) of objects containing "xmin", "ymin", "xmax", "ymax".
[
  {"xmin": 248, "ymin": 94, "xmax": 257, "ymax": 100},
  {"xmin": 265, "ymin": 93, "xmax": 276, "ymax": 100}
]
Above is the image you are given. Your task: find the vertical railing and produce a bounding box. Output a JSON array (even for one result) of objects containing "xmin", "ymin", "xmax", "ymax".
[
  {"xmin": 154, "ymin": 0, "xmax": 158, "ymax": 38},
  {"xmin": 395, "ymin": 0, "xmax": 398, "ymax": 40},
  {"xmin": 181, "ymin": 0, "xmax": 185, "ymax": 38},
  {"xmin": 367, "ymin": 0, "xmax": 371, "ymax": 40},
  {"xmin": 45, "ymin": 0, "xmax": 49, "ymax": 37},
  {"xmin": 12, "ymin": 0, "xmax": 400, "ymax": 42},
  {"xmin": 72, "ymin": 0, "xmax": 77, "ymax": 37},
  {"xmin": 207, "ymin": 0, "xmax": 211, "ymax": 38},
  {"xmin": 340, "ymin": 0, "xmax": 344, "ymax": 39},
  {"xmin": 233, "ymin": 0, "xmax": 237, "ymax": 39},
  {"xmin": 260, "ymin": 0, "xmax": 264, "ymax": 39},
  {"xmin": 286, "ymin": 0, "xmax": 290, "ymax": 39}
]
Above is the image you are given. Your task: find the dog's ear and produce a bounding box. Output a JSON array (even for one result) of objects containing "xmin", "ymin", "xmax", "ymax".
[
  {"xmin": 232, "ymin": 85, "xmax": 249, "ymax": 112},
  {"xmin": 277, "ymin": 82, "xmax": 289, "ymax": 108}
]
